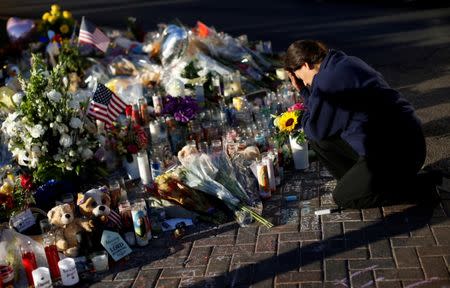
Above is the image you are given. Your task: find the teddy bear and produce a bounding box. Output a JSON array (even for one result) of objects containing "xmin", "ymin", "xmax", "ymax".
[
  {"xmin": 47, "ymin": 203, "xmax": 93, "ymax": 257},
  {"xmin": 77, "ymin": 188, "xmax": 122, "ymax": 231}
]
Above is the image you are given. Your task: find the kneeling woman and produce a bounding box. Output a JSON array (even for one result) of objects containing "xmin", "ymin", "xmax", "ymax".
[{"xmin": 284, "ymin": 40, "xmax": 437, "ymax": 209}]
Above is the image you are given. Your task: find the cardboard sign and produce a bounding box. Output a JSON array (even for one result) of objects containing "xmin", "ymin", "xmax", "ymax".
[
  {"xmin": 101, "ymin": 230, "xmax": 132, "ymax": 261},
  {"xmin": 11, "ymin": 209, "xmax": 36, "ymax": 232}
]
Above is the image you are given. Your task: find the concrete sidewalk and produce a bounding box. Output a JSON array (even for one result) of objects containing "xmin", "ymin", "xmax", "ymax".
[{"xmin": 75, "ymin": 161, "xmax": 450, "ymax": 287}]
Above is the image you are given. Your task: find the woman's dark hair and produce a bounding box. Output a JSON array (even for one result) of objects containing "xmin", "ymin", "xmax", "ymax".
[{"xmin": 284, "ymin": 40, "xmax": 328, "ymax": 72}]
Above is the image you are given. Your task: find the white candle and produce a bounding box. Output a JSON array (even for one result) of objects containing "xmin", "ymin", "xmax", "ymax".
[
  {"xmin": 91, "ymin": 252, "xmax": 109, "ymax": 272},
  {"xmin": 32, "ymin": 267, "xmax": 53, "ymax": 288},
  {"xmin": 137, "ymin": 151, "xmax": 152, "ymax": 185},
  {"xmin": 58, "ymin": 258, "xmax": 79, "ymax": 286}
]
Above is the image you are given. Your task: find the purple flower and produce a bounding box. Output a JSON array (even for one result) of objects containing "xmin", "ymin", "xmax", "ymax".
[{"xmin": 163, "ymin": 95, "xmax": 199, "ymax": 122}]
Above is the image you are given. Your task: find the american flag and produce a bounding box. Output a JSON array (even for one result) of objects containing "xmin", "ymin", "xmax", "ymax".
[
  {"xmin": 87, "ymin": 83, "xmax": 127, "ymax": 127},
  {"xmin": 78, "ymin": 17, "xmax": 110, "ymax": 52}
]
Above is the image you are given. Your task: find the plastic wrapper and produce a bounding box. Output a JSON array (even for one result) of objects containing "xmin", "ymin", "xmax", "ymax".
[
  {"xmin": 83, "ymin": 60, "xmax": 110, "ymax": 90},
  {"xmin": 0, "ymin": 227, "xmax": 47, "ymax": 287},
  {"xmin": 231, "ymin": 154, "xmax": 260, "ymax": 205},
  {"xmin": 159, "ymin": 25, "xmax": 189, "ymax": 67},
  {"xmin": 108, "ymin": 55, "xmax": 138, "ymax": 76},
  {"xmin": 105, "ymin": 77, "xmax": 141, "ymax": 104}
]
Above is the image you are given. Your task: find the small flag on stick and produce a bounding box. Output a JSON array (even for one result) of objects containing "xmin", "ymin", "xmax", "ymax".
[
  {"xmin": 78, "ymin": 17, "xmax": 110, "ymax": 52},
  {"xmin": 87, "ymin": 83, "xmax": 127, "ymax": 127}
]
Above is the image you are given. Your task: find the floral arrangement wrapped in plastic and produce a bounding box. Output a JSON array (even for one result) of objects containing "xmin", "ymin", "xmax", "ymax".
[{"xmin": 176, "ymin": 146, "xmax": 273, "ymax": 228}]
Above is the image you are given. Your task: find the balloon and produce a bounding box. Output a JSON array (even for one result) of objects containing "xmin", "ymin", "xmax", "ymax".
[
  {"xmin": 6, "ymin": 17, "xmax": 36, "ymax": 43},
  {"xmin": 0, "ymin": 86, "xmax": 16, "ymax": 111},
  {"xmin": 159, "ymin": 25, "xmax": 188, "ymax": 67}
]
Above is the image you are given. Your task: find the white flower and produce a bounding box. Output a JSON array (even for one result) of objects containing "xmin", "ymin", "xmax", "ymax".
[
  {"xmin": 166, "ymin": 78, "xmax": 185, "ymax": 97},
  {"xmin": 63, "ymin": 77, "xmax": 69, "ymax": 88},
  {"xmin": 12, "ymin": 92, "xmax": 24, "ymax": 105},
  {"xmin": 81, "ymin": 148, "xmax": 94, "ymax": 160},
  {"xmin": 68, "ymin": 99, "xmax": 80, "ymax": 110},
  {"xmin": 29, "ymin": 124, "xmax": 45, "ymax": 138},
  {"xmin": 47, "ymin": 89, "xmax": 62, "ymax": 103},
  {"xmin": 59, "ymin": 134, "xmax": 72, "ymax": 148},
  {"xmin": 69, "ymin": 117, "xmax": 82, "ymax": 129},
  {"xmin": 69, "ymin": 150, "xmax": 76, "ymax": 157},
  {"xmin": 56, "ymin": 115, "xmax": 62, "ymax": 122}
]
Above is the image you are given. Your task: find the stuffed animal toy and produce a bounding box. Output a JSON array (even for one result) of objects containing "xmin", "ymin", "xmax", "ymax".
[
  {"xmin": 47, "ymin": 204, "xmax": 93, "ymax": 257},
  {"xmin": 77, "ymin": 188, "xmax": 122, "ymax": 231}
]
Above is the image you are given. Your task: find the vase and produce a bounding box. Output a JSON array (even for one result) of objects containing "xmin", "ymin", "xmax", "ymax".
[
  {"xmin": 289, "ymin": 135, "xmax": 309, "ymax": 170},
  {"xmin": 122, "ymin": 154, "xmax": 140, "ymax": 180}
]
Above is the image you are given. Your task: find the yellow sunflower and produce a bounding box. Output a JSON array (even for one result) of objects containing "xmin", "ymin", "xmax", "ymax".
[{"xmin": 277, "ymin": 111, "xmax": 298, "ymax": 133}]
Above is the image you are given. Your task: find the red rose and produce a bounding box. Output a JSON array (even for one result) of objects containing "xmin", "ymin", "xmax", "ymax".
[
  {"xmin": 20, "ymin": 174, "xmax": 33, "ymax": 191},
  {"xmin": 127, "ymin": 144, "xmax": 139, "ymax": 154},
  {"xmin": 125, "ymin": 105, "xmax": 133, "ymax": 117}
]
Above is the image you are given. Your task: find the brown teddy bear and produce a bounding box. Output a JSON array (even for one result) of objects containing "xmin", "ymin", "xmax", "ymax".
[{"xmin": 47, "ymin": 203, "xmax": 93, "ymax": 257}]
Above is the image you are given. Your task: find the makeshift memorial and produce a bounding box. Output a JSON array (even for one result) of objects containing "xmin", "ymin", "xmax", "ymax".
[
  {"xmin": 47, "ymin": 204, "xmax": 93, "ymax": 257},
  {"xmin": 273, "ymin": 102, "xmax": 309, "ymax": 169}
]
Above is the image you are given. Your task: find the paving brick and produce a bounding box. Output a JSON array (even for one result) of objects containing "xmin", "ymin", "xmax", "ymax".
[
  {"xmin": 369, "ymin": 239, "xmax": 393, "ymax": 258},
  {"xmin": 350, "ymin": 269, "xmax": 376, "ymax": 288},
  {"xmin": 445, "ymin": 256, "xmax": 450, "ymax": 268},
  {"xmin": 344, "ymin": 221, "xmax": 377, "ymax": 231},
  {"xmin": 186, "ymin": 246, "xmax": 212, "ymax": 267},
  {"xmin": 362, "ymin": 208, "xmax": 383, "ymax": 221},
  {"xmin": 211, "ymin": 244, "xmax": 254, "ymax": 256},
  {"xmin": 276, "ymin": 284, "xmax": 299, "ymax": 288},
  {"xmin": 324, "ymin": 259, "xmax": 347, "ymax": 281},
  {"xmin": 321, "ymin": 211, "xmax": 361, "ymax": 222},
  {"xmin": 280, "ymin": 232, "xmax": 322, "ymax": 242},
  {"xmin": 141, "ymin": 256, "xmax": 187, "ymax": 269},
  {"xmin": 229, "ymin": 263, "xmax": 254, "ymax": 286},
  {"xmin": 169, "ymin": 243, "xmax": 193, "ymax": 258},
  {"xmin": 431, "ymin": 226, "xmax": 450, "ymax": 245},
  {"xmin": 402, "ymin": 279, "xmax": 450, "ymax": 288},
  {"xmin": 299, "ymin": 283, "xmax": 322, "ymax": 288},
  {"xmin": 390, "ymin": 237, "xmax": 436, "ymax": 247},
  {"xmin": 205, "ymin": 255, "xmax": 232, "ymax": 277},
  {"xmin": 376, "ymin": 281, "xmax": 402, "ymax": 288},
  {"xmin": 91, "ymin": 281, "xmax": 134, "ymax": 288},
  {"xmin": 393, "ymin": 248, "xmax": 420, "ymax": 268},
  {"xmin": 232, "ymin": 252, "xmax": 276, "ymax": 264},
  {"xmin": 260, "ymin": 224, "xmax": 298, "ymax": 234},
  {"xmin": 276, "ymin": 271, "xmax": 323, "ymax": 283},
  {"xmin": 132, "ymin": 269, "xmax": 161, "ymax": 288},
  {"xmin": 155, "ymin": 278, "xmax": 180, "ymax": 288},
  {"xmin": 278, "ymin": 241, "xmax": 300, "ymax": 269},
  {"xmin": 374, "ymin": 268, "xmax": 424, "ymax": 280},
  {"xmin": 115, "ymin": 267, "xmax": 140, "ymax": 281},
  {"xmin": 160, "ymin": 267, "xmax": 206, "ymax": 278},
  {"xmin": 236, "ymin": 226, "xmax": 258, "ymax": 245},
  {"xmin": 328, "ymin": 247, "xmax": 369, "ymax": 259},
  {"xmin": 300, "ymin": 241, "xmax": 325, "ymax": 271},
  {"xmin": 420, "ymin": 256, "xmax": 450, "ymax": 279},
  {"xmin": 256, "ymin": 234, "xmax": 278, "ymax": 253},
  {"xmin": 345, "ymin": 230, "xmax": 368, "ymax": 247},
  {"xmin": 348, "ymin": 259, "xmax": 396, "ymax": 270},
  {"xmin": 410, "ymin": 225, "xmax": 434, "ymax": 237},
  {"xmin": 193, "ymin": 235, "xmax": 235, "ymax": 247},
  {"xmin": 250, "ymin": 277, "xmax": 274, "ymax": 288},
  {"xmin": 429, "ymin": 217, "xmax": 450, "ymax": 227},
  {"xmin": 417, "ymin": 246, "xmax": 450, "ymax": 256},
  {"xmin": 322, "ymin": 222, "xmax": 343, "ymax": 239}
]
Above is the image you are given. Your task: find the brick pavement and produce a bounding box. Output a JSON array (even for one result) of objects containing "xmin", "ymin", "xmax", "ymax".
[{"xmin": 81, "ymin": 161, "xmax": 450, "ymax": 288}]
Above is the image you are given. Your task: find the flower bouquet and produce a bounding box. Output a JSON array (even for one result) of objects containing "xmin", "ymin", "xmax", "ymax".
[
  {"xmin": 273, "ymin": 102, "xmax": 308, "ymax": 170},
  {"xmin": 273, "ymin": 102, "xmax": 306, "ymax": 147},
  {"xmin": 162, "ymin": 95, "xmax": 199, "ymax": 123},
  {"xmin": 1, "ymin": 54, "xmax": 102, "ymax": 185},
  {"xmin": 38, "ymin": 4, "xmax": 75, "ymax": 43}
]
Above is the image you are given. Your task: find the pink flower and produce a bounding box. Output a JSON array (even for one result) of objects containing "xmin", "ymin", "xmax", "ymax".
[{"xmin": 288, "ymin": 103, "xmax": 305, "ymax": 112}]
